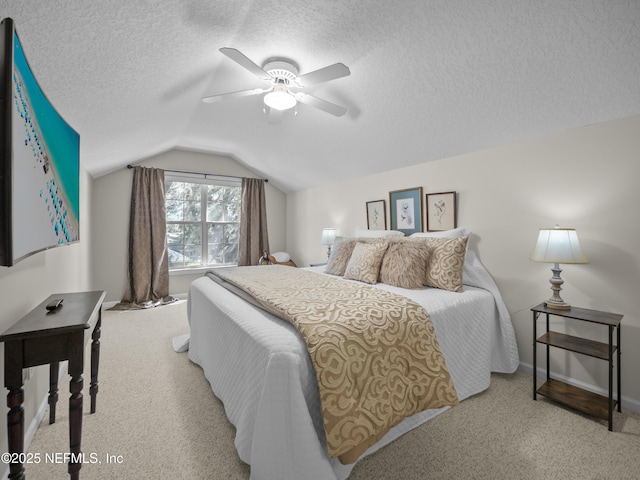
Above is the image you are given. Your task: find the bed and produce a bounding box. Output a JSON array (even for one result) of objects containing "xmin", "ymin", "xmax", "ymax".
[{"xmin": 186, "ymin": 233, "xmax": 519, "ymax": 480}]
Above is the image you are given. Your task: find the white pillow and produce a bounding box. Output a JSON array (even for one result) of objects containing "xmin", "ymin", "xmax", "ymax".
[
  {"xmin": 353, "ymin": 227, "xmax": 405, "ymax": 238},
  {"xmin": 271, "ymin": 251, "xmax": 290, "ymax": 263},
  {"xmin": 409, "ymin": 227, "xmax": 471, "ymax": 239}
]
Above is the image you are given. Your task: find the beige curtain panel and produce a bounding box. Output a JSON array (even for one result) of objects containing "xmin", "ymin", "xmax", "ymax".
[
  {"xmin": 112, "ymin": 166, "xmax": 176, "ymax": 310},
  {"xmin": 238, "ymin": 177, "xmax": 270, "ymax": 266}
]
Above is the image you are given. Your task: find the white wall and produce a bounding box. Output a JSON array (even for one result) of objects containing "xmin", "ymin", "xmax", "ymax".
[
  {"xmin": 287, "ymin": 114, "xmax": 640, "ymax": 409},
  {"xmin": 0, "ymin": 166, "xmax": 93, "ymax": 459},
  {"xmin": 92, "ymin": 148, "xmax": 287, "ymax": 302}
]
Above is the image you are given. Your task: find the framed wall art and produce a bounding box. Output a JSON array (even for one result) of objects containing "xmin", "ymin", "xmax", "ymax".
[
  {"xmin": 426, "ymin": 191, "xmax": 457, "ymax": 231},
  {"xmin": 389, "ymin": 187, "xmax": 423, "ymax": 235},
  {"xmin": 365, "ymin": 200, "xmax": 386, "ymax": 230}
]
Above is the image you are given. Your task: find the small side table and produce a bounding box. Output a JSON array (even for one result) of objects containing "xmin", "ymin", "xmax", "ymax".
[
  {"xmin": 531, "ymin": 302, "xmax": 622, "ymax": 430},
  {"xmin": 0, "ymin": 291, "xmax": 106, "ymax": 480}
]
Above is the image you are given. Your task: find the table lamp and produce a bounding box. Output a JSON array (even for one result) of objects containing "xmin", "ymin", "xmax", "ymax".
[
  {"xmin": 530, "ymin": 226, "xmax": 589, "ymax": 310},
  {"xmin": 320, "ymin": 228, "xmax": 336, "ymax": 259}
]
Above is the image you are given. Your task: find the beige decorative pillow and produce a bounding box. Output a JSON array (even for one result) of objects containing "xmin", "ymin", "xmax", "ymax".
[
  {"xmin": 344, "ymin": 242, "xmax": 389, "ymax": 284},
  {"xmin": 325, "ymin": 237, "xmax": 358, "ymax": 276},
  {"xmin": 379, "ymin": 241, "xmax": 430, "ymax": 289},
  {"xmin": 325, "ymin": 236, "xmax": 387, "ymax": 276},
  {"xmin": 421, "ymin": 236, "xmax": 468, "ymax": 292}
]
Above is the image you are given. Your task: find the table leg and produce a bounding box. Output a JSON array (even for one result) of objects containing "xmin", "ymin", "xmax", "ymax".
[
  {"xmin": 49, "ymin": 362, "xmax": 59, "ymax": 424},
  {"xmin": 5, "ymin": 340, "xmax": 25, "ymax": 480},
  {"xmin": 90, "ymin": 311, "xmax": 101, "ymax": 414},
  {"xmin": 6, "ymin": 387, "xmax": 25, "ymax": 480},
  {"xmin": 532, "ymin": 311, "xmax": 537, "ymax": 400},
  {"xmin": 68, "ymin": 332, "xmax": 84, "ymax": 480},
  {"xmin": 608, "ymin": 326, "xmax": 613, "ymax": 431},
  {"xmin": 617, "ymin": 324, "xmax": 622, "ymax": 413}
]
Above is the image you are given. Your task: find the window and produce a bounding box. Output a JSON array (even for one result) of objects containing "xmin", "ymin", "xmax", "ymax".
[{"xmin": 165, "ymin": 174, "xmax": 241, "ymax": 270}]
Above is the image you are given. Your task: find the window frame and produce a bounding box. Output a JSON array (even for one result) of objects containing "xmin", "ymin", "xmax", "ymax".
[{"xmin": 165, "ymin": 173, "xmax": 241, "ymax": 273}]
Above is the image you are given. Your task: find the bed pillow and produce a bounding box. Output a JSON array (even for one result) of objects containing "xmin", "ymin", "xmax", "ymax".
[
  {"xmin": 353, "ymin": 227, "xmax": 405, "ymax": 238},
  {"xmin": 409, "ymin": 227, "xmax": 471, "ymax": 239},
  {"xmin": 325, "ymin": 237, "xmax": 358, "ymax": 276},
  {"xmin": 379, "ymin": 240, "xmax": 430, "ymax": 289},
  {"xmin": 325, "ymin": 237, "xmax": 386, "ymax": 276},
  {"xmin": 344, "ymin": 242, "xmax": 389, "ymax": 284},
  {"xmin": 418, "ymin": 236, "xmax": 468, "ymax": 292},
  {"xmin": 271, "ymin": 251, "xmax": 291, "ymax": 263}
]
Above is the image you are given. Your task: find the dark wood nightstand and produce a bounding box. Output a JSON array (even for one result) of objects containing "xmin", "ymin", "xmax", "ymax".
[{"xmin": 531, "ymin": 303, "xmax": 623, "ymax": 430}]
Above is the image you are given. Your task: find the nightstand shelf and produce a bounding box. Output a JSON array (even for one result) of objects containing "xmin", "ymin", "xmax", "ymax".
[
  {"xmin": 531, "ymin": 303, "xmax": 623, "ymax": 430},
  {"xmin": 537, "ymin": 378, "xmax": 615, "ymax": 421},
  {"xmin": 536, "ymin": 331, "xmax": 612, "ymax": 360}
]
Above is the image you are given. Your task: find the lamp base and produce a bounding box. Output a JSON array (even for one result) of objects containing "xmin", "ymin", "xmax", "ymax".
[
  {"xmin": 544, "ymin": 299, "xmax": 572, "ymax": 310},
  {"xmin": 545, "ymin": 263, "xmax": 571, "ymax": 310}
]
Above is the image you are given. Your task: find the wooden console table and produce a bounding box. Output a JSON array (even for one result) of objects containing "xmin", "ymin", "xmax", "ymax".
[{"xmin": 0, "ymin": 290, "xmax": 105, "ymax": 480}]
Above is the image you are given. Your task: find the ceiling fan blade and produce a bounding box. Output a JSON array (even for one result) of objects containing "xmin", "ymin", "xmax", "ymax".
[
  {"xmin": 296, "ymin": 93, "xmax": 348, "ymax": 117},
  {"xmin": 201, "ymin": 87, "xmax": 270, "ymax": 103},
  {"xmin": 295, "ymin": 63, "xmax": 350, "ymax": 86},
  {"xmin": 219, "ymin": 47, "xmax": 272, "ymax": 82},
  {"xmin": 267, "ymin": 107, "xmax": 283, "ymax": 125}
]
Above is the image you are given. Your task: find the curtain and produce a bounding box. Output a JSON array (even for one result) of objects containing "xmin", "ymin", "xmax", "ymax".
[
  {"xmin": 238, "ymin": 177, "xmax": 270, "ymax": 266},
  {"xmin": 112, "ymin": 166, "xmax": 176, "ymax": 310}
]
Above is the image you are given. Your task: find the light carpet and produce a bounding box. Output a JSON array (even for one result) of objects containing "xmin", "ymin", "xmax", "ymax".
[{"xmin": 24, "ymin": 300, "xmax": 640, "ymax": 479}]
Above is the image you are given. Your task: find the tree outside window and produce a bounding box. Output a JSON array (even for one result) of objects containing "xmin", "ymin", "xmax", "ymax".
[{"xmin": 165, "ymin": 177, "xmax": 240, "ymax": 269}]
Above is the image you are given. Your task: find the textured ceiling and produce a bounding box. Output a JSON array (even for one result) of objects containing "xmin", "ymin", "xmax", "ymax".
[{"xmin": 1, "ymin": 0, "xmax": 639, "ymax": 192}]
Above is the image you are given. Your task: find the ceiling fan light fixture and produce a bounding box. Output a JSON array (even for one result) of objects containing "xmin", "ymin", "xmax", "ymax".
[{"xmin": 264, "ymin": 83, "xmax": 296, "ymax": 111}]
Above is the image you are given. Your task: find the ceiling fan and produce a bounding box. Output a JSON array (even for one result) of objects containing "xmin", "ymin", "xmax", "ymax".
[{"xmin": 202, "ymin": 48, "xmax": 350, "ymax": 122}]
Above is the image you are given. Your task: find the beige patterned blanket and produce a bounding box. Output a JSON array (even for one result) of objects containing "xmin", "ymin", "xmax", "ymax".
[{"xmin": 206, "ymin": 265, "xmax": 458, "ymax": 464}]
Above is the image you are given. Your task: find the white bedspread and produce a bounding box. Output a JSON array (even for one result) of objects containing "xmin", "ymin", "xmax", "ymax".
[{"xmin": 186, "ymin": 250, "xmax": 519, "ymax": 480}]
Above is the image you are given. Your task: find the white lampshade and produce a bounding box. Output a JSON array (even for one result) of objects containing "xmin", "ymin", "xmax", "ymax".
[
  {"xmin": 531, "ymin": 226, "xmax": 588, "ymax": 310},
  {"xmin": 264, "ymin": 83, "xmax": 296, "ymax": 111},
  {"xmin": 320, "ymin": 228, "xmax": 336, "ymax": 245},
  {"xmin": 531, "ymin": 227, "xmax": 589, "ymax": 264}
]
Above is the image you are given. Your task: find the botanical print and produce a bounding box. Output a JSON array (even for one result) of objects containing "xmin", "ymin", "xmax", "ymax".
[
  {"xmin": 370, "ymin": 206, "xmax": 382, "ymax": 227},
  {"xmin": 396, "ymin": 198, "xmax": 415, "ymax": 229},
  {"xmin": 433, "ymin": 199, "xmax": 447, "ymax": 226},
  {"xmin": 426, "ymin": 191, "xmax": 457, "ymax": 231},
  {"xmin": 389, "ymin": 187, "xmax": 423, "ymax": 235},
  {"xmin": 366, "ymin": 200, "xmax": 386, "ymax": 230}
]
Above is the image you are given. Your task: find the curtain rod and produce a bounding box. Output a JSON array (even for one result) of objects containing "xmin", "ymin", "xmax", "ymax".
[{"xmin": 126, "ymin": 164, "xmax": 268, "ymax": 182}]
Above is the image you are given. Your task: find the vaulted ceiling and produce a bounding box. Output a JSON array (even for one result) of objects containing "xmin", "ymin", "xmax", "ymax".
[{"xmin": 2, "ymin": 1, "xmax": 639, "ymax": 192}]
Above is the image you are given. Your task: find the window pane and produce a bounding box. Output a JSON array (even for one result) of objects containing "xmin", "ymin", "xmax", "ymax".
[
  {"xmin": 184, "ymin": 223, "xmax": 201, "ymax": 245},
  {"xmin": 208, "ymin": 245, "xmax": 224, "ymax": 265},
  {"xmin": 168, "ymin": 246, "xmax": 186, "ymax": 268},
  {"xmin": 166, "ymin": 223, "xmax": 183, "ymax": 247},
  {"xmin": 183, "ymin": 200, "xmax": 201, "ymax": 222},
  {"xmin": 207, "ymin": 242, "xmax": 239, "ymax": 265},
  {"xmin": 207, "ymin": 186, "xmax": 224, "ymax": 222},
  {"xmin": 207, "ymin": 185, "xmax": 223, "ymax": 203},
  {"xmin": 166, "ymin": 200, "xmax": 183, "ymax": 222},
  {"xmin": 225, "ymin": 187, "xmax": 241, "ymax": 221},
  {"xmin": 223, "ymin": 242, "xmax": 238, "ymax": 263},
  {"xmin": 183, "ymin": 244, "xmax": 202, "ymax": 266},
  {"xmin": 207, "ymin": 224, "xmax": 224, "ymax": 244},
  {"xmin": 165, "ymin": 181, "xmax": 185, "ymax": 200},
  {"xmin": 225, "ymin": 223, "xmax": 239, "ymax": 243},
  {"xmin": 186, "ymin": 183, "xmax": 201, "ymax": 200}
]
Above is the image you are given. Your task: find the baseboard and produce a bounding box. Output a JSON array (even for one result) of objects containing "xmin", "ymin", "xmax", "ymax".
[
  {"xmin": 518, "ymin": 362, "xmax": 640, "ymax": 414},
  {"xmin": 2, "ymin": 363, "xmax": 67, "ymax": 480}
]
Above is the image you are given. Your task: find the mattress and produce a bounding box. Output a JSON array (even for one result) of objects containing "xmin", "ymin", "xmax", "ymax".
[{"xmin": 186, "ymin": 249, "xmax": 519, "ymax": 480}]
